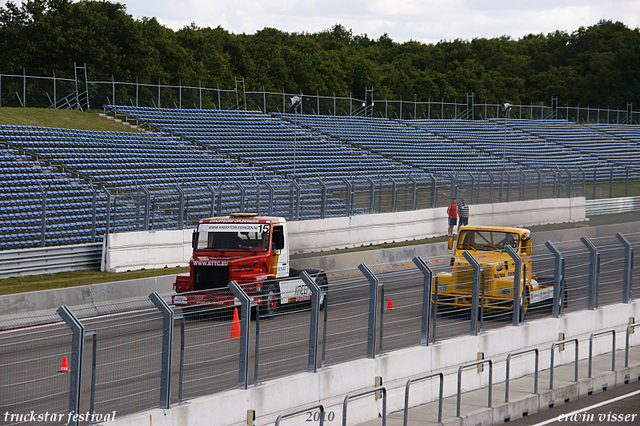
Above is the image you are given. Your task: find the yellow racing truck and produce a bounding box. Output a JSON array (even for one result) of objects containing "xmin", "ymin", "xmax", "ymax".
[{"xmin": 434, "ymin": 225, "xmax": 557, "ymax": 320}]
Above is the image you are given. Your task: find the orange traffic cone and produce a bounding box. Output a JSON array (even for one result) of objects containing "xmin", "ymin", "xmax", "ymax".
[
  {"xmin": 386, "ymin": 298, "xmax": 394, "ymax": 310},
  {"xmin": 227, "ymin": 307, "xmax": 241, "ymax": 340},
  {"xmin": 59, "ymin": 356, "xmax": 70, "ymax": 373}
]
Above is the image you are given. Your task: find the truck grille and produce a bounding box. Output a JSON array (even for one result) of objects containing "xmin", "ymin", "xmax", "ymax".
[
  {"xmin": 193, "ymin": 266, "xmax": 229, "ymax": 291},
  {"xmin": 454, "ymin": 266, "xmax": 474, "ymax": 291}
]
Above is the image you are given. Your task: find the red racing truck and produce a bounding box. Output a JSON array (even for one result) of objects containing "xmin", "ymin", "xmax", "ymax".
[{"xmin": 173, "ymin": 213, "xmax": 327, "ymax": 315}]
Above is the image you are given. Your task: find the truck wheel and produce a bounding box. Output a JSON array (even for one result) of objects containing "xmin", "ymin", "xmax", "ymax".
[{"xmin": 261, "ymin": 283, "xmax": 280, "ymax": 318}]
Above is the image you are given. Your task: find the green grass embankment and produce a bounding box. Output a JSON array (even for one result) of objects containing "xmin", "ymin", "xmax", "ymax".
[{"xmin": 0, "ymin": 107, "xmax": 140, "ymax": 132}]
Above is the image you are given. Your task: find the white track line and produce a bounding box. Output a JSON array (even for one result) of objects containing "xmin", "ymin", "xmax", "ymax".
[{"xmin": 530, "ymin": 388, "xmax": 640, "ymax": 426}]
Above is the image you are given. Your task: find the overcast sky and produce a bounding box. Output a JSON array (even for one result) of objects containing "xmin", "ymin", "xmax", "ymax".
[{"xmin": 3, "ymin": 0, "xmax": 640, "ymax": 44}]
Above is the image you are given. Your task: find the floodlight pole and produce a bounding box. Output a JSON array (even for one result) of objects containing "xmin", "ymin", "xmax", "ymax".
[
  {"xmin": 293, "ymin": 105, "xmax": 297, "ymax": 179},
  {"xmin": 288, "ymin": 95, "xmax": 303, "ymax": 181},
  {"xmin": 501, "ymin": 104, "xmax": 511, "ymax": 202}
]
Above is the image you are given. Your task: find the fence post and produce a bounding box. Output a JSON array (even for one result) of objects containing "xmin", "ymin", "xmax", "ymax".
[
  {"xmin": 292, "ymin": 180, "xmax": 301, "ymax": 220},
  {"xmin": 469, "ymin": 172, "xmax": 476, "ymax": 204},
  {"xmin": 504, "ymin": 245, "xmax": 523, "ymax": 325},
  {"xmin": 343, "ymin": 178, "xmax": 353, "ymax": 216},
  {"xmin": 413, "ymin": 256, "xmax": 433, "ymax": 346},
  {"xmin": 207, "ymin": 184, "xmax": 217, "ymax": 217},
  {"xmin": 266, "ymin": 182, "xmax": 274, "ymax": 216},
  {"xmin": 626, "ymin": 167, "xmax": 630, "ymax": 197},
  {"xmin": 288, "ymin": 181, "xmax": 295, "ymax": 220},
  {"xmin": 391, "ymin": 177, "xmax": 398, "ymax": 212},
  {"xmin": 319, "ymin": 179, "xmax": 327, "ymax": 219},
  {"xmin": 56, "ymin": 306, "xmax": 85, "ymax": 426},
  {"xmin": 227, "ymin": 281, "xmax": 251, "ymax": 389},
  {"xmin": 487, "ymin": 171, "xmax": 495, "ymax": 203},
  {"xmin": 149, "ymin": 292, "xmax": 174, "ymax": 409},
  {"xmin": 175, "ymin": 185, "xmax": 185, "ymax": 230},
  {"xmin": 616, "ymin": 232, "xmax": 634, "ymax": 303},
  {"xmin": 236, "ymin": 182, "xmax": 246, "ymax": 213},
  {"xmin": 609, "ymin": 167, "xmax": 613, "ymax": 198},
  {"xmin": 580, "ymin": 167, "xmax": 586, "ymax": 197},
  {"xmin": 358, "ymin": 263, "xmax": 379, "ymax": 359},
  {"xmin": 410, "ymin": 175, "xmax": 418, "ymax": 210},
  {"xmin": 40, "ymin": 188, "xmax": 47, "ymax": 247},
  {"xmin": 300, "ymin": 271, "xmax": 321, "ymax": 373},
  {"xmin": 545, "ymin": 241, "xmax": 566, "ymax": 317},
  {"xmin": 103, "ymin": 188, "xmax": 111, "ymax": 245},
  {"xmin": 215, "ymin": 185, "xmax": 223, "ymax": 216},
  {"xmin": 566, "ymin": 170, "xmax": 572, "ymax": 198},
  {"xmin": 535, "ymin": 169, "xmax": 542, "ymax": 199},
  {"xmin": 141, "ymin": 186, "xmax": 150, "ymax": 230},
  {"xmin": 462, "ymin": 251, "xmax": 481, "ymax": 336},
  {"xmin": 520, "ymin": 171, "xmax": 526, "ymax": 201},
  {"xmin": 593, "ymin": 168, "xmax": 597, "ymax": 199},
  {"xmin": 580, "ymin": 236, "xmax": 600, "ymax": 310},
  {"xmin": 367, "ymin": 177, "xmax": 376, "ymax": 213},
  {"xmin": 91, "ymin": 186, "xmax": 97, "ymax": 243},
  {"xmin": 429, "ymin": 173, "xmax": 436, "ymax": 208},
  {"xmin": 449, "ymin": 173, "xmax": 457, "ymax": 199}
]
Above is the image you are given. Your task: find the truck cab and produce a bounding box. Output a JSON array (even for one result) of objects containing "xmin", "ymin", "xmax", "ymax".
[
  {"xmin": 435, "ymin": 225, "xmax": 554, "ymax": 318},
  {"xmin": 173, "ymin": 214, "xmax": 327, "ymax": 315}
]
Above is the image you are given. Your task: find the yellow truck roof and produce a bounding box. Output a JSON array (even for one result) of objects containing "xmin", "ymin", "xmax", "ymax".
[{"xmin": 459, "ymin": 225, "xmax": 531, "ymax": 235}]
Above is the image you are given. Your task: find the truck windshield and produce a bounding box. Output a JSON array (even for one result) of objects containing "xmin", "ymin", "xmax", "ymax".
[
  {"xmin": 196, "ymin": 222, "xmax": 269, "ymax": 251},
  {"xmin": 457, "ymin": 230, "xmax": 519, "ymax": 252}
]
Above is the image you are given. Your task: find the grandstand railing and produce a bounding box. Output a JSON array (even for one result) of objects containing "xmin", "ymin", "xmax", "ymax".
[
  {"xmin": 1, "ymin": 68, "xmax": 639, "ymax": 124},
  {"xmin": 0, "ymin": 171, "xmax": 591, "ymax": 251},
  {"xmin": 2, "ymin": 168, "xmax": 639, "ymax": 252}
]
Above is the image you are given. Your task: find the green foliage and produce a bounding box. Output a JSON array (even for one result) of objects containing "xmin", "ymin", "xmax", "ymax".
[{"xmin": 1, "ymin": 1, "xmax": 639, "ymax": 106}]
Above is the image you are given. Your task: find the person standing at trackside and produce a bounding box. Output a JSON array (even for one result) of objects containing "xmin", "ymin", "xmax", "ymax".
[
  {"xmin": 457, "ymin": 198, "xmax": 469, "ymax": 234},
  {"xmin": 447, "ymin": 198, "xmax": 457, "ymax": 236}
]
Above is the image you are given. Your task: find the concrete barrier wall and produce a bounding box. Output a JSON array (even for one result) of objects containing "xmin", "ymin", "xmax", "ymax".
[
  {"xmin": 103, "ymin": 229, "xmax": 193, "ymax": 272},
  {"xmin": 104, "ymin": 197, "xmax": 586, "ymax": 272},
  {"xmin": 0, "ymin": 275, "xmax": 176, "ymax": 321},
  {"xmin": 110, "ymin": 298, "xmax": 639, "ymax": 426}
]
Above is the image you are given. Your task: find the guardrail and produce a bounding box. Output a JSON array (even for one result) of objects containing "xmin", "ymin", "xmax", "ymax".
[
  {"xmin": 550, "ymin": 338, "xmax": 579, "ymax": 389},
  {"xmin": 586, "ymin": 196, "xmax": 640, "ymax": 216},
  {"xmin": 0, "ymin": 242, "xmax": 102, "ymax": 279},
  {"xmin": 403, "ymin": 372, "xmax": 443, "ymax": 425},
  {"xmin": 457, "ymin": 359, "xmax": 493, "ymax": 417},
  {"xmin": 505, "ymin": 348, "xmax": 539, "ymax": 402},
  {"xmin": 626, "ymin": 322, "xmax": 640, "ymax": 368},
  {"xmin": 342, "ymin": 387, "xmax": 387, "ymax": 426},
  {"xmin": 275, "ymin": 403, "xmax": 325, "ymax": 426},
  {"xmin": 588, "ymin": 329, "xmax": 615, "ymax": 377}
]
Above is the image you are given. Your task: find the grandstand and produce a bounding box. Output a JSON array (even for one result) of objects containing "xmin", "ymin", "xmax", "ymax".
[{"xmin": 0, "ymin": 107, "xmax": 639, "ymax": 250}]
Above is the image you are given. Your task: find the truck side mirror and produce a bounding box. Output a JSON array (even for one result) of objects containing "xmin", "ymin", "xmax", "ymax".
[
  {"xmin": 192, "ymin": 231, "xmax": 198, "ymax": 249},
  {"xmin": 447, "ymin": 235, "xmax": 455, "ymax": 251},
  {"xmin": 273, "ymin": 227, "xmax": 285, "ymax": 250}
]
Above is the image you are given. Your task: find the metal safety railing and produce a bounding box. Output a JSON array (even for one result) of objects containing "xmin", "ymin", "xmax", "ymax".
[
  {"xmin": 403, "ymin": 372, "xmax": 443, "ymax": 425},
  {"xmin": 456, "ymin": 359, "xmax": 493, "ymax": 417},
  {"xmin": 550, "ymin": 338, "xmax": 579, "ymax": 389},
  {"xmin": 3, "ymin": 232, "xmax": 640, "ymax": 424},
  {"xmin": 505, "ymin": 348, "xmax": 539, "ymax": 402},
  {"xmin": 342, "ymin": 386, "xmax": 387, "ymax": 426},
  {"xmin": 588, "ymin": 329, "xmax": 616, "ymax": 378}
]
